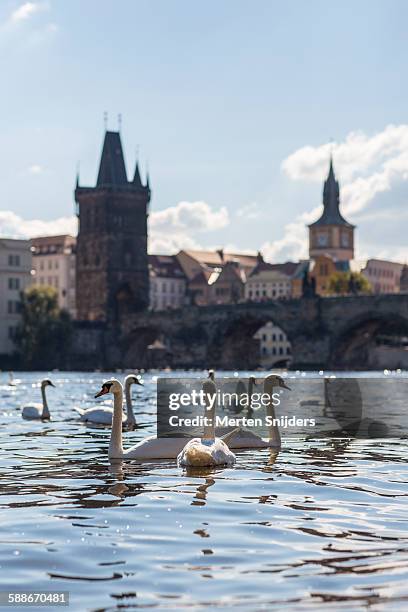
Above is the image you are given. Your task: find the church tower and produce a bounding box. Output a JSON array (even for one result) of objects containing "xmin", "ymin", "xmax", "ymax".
[
  {"xmin": 75, "ymin": 130, "xmax": 150, "ymax": 322},
  {"xmin": 308, "ymin": 157, "xmax": 354, "ymax": 261}
]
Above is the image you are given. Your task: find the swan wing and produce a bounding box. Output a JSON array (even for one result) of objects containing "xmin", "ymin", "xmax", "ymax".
[
  {"xmin": 218, "ymin": 427, "xmax": 270, "ymax": 449},
  {"xmin": 78, "ymin": 406, "xmax": 122, "ymax": 424},
  {"xmin": 22, "ymin": 404, "xmax": 43, "ymax": 419},
  {"xmin": 123, "ymin": 436, "xmax": 188, "ymax": 460}
]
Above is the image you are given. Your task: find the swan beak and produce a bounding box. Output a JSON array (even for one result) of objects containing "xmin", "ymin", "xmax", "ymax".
[
  {"xmin": 281, "ymin": 382, "xmax": 291, "ymax": 390},
  {"xmin": 135, "ymin": 379, "xmax": 143, "ymax": 386},
  {"xmin": 95, "ymin": 388, "xmax": 108, "ymax": 398},
  {"xmin": 50, "ymin": 382, "xmax": 56, "ymax": 387}
]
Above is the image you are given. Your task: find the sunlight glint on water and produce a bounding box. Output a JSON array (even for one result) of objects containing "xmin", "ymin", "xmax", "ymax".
[{"xmin": 0, "ymin": 371, "xmax": 408, "ymax": 610}]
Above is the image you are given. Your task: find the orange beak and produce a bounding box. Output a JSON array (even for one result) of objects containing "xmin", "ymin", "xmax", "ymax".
[{"xmin": 95, "ymin": 387, "xmax": 109, "ymax": 399}]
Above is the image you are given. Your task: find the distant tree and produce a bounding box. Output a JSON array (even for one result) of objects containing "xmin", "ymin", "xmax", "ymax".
[
  {"xmin": 15, "ymin": 286, "xmax": 72, "ymax": 369},
  {"xmin": 327, "ymin": 271, "xmax": 372, "ymax": 296}
]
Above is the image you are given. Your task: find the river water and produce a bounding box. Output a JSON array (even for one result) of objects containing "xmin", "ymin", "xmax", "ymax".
[{"xmin": 0, "ymin": 370, "xmax": 407, "ymax": 611}]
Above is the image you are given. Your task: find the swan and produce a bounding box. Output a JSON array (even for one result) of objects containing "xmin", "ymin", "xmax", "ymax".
[
  {"xmin": 75, "ymin": 374, "xmax": 141, "ymax": 426},
  {"xmin": 177, "ymin": 376, "xmax": 236, "ymax": 467},
  {"xmin": 95, "ymin": 378, "xmax": 238, "ymax": 461},
  {"xmin": 96, "ymin": 379, "xmax": 193, "ymax": 460},
  {"xmin": 22, "ymin": 379, "xmax": 55, "ymax": 420},
  {"xmin": 216, "ymin": 374, "xmax": 291, "ymax": 448},
  {"xmin": 8, "ymin": 371, "xmax": 16, "ymax": 387}
]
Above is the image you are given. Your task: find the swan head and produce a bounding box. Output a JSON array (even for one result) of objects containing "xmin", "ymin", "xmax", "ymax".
[
  {"xmin": 208, "ymin": 369, "xmax": 215, "ymax": 381},
  {"xmin": 249, "ymin": 376, "xmax": 257, "ymax": 385},
  {"xmin": 41, "ymin": 379, "xmax": 55, "ymax": 389},
  {"xmin": 125, "ymin": 374, "xmax": 143, "ymax": 387},
  {"xmin": 264, "ymin": 374, "xmax": 291, "ymax": 390},
  {"xmin": 95, "ymin": 378, "xmax": 122, "ymax": 398}
]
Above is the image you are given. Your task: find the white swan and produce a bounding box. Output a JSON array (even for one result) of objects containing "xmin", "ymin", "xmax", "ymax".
[
  {"xmin": 177, "ymin": 376, "xmax": 236, "ymax": 467},
  {"xmin": 8, "ymin": 371, "xmax": 16, "ymax": 387},
  {"xmin": 216, "ymin": 374, "xmax": 291, "ymax": 448},
  {"xmin": 22, "ymin": 379, "xmax": 55, "ymax": 420},
  {"xmin": 95, "ymin": 379, "xmax": 190, "ymax": 460},
  {"xmin": 76, "ymin": 374, "xmax": 141, "ymax": 426}
]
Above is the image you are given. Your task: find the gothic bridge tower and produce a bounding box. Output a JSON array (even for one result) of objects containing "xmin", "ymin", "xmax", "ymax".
[{"xmin": 75, "ymin": 130, "xmax": 150, "ymax": 322}]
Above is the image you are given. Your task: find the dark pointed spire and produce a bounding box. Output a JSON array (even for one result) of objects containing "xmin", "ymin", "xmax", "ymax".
[
  {"xmin": 309, "ymin": 156, "xmax": 354, "ymax": 228},
  {"xmin": 133, "ymin": 161, "xmax": 143, "ymax": 187},
  {"xmin": 75, "ymin": 161, "xmax": 80, "ymax": 188},
  {"xmin": 96, "ymin": 131, "xmax": 128, "ymax": 188},
  {"xmin": 146, "ymin": 171, "xmax": 150, "ymax": 190}
]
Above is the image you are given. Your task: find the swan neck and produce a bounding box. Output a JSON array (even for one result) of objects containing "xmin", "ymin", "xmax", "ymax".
[
  {"xmin": 109, "ymin": 388, "xmax": 124, "ymax": 458},
  {"xmin": 41, "ymin": 386, "xmax": 50, "ymax": 418},
  {"xmin": 265, "ymin": 382, "xmax": 281, "ymax": 446},
  {"xmin": 124, "ymin": 381, "xmax": 136, "ymax": 425},
  {"xmin": 203, "ymin": 393, "xmax": 216, "ymax": 441}
]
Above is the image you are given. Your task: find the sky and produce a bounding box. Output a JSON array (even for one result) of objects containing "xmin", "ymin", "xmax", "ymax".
[{"xmin": 1, "ymin": 0, "xmax": 408, "ymax": 262}]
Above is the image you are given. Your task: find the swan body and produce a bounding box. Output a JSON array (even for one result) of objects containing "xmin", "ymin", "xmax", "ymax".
[
  {"xmin": 76, "ymin": 374, "xmax": 140, "ymax": 426},
  {"xmin": 177, "ymin": 437, "xmax": 235, "ymax": 467},
  {"xmin": 212, "ymin": 374, "xmax": 291, "ymax": 449},
  {"xmin": 74, "ymin": 405, "xmax": 125, "ymax": 425},
  {"xmin": 215, "ymin": 427, "xmax": 271, "ymax": 448},
  {"xmin": 22, "ymin": 379, "xmax": 55, "ymax": 420},
  {"xmin": 177, "ymin": 377, "xmax": 236, "ymax": 467}
]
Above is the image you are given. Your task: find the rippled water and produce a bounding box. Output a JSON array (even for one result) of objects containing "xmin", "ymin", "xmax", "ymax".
[{"xmin": 1, "ymin": 371, "xmax": 408, "ymax": 611}]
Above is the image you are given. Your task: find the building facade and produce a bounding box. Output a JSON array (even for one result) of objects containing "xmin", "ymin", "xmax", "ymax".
[
  {"xmin": 360, "ymin": 259, "xmax": 404, "ymax": 294},
  {"xmin": 400, "ymin": 265, "xmax": 408, "ymax": 292},
  {"xmin": 176, "ymin": 249, "xmax": 258, "ymax": 306},
  {"xmin": 253, "ymin": 321, "xmax": 292, "ymax": 367},
  {"xmin": 245, "ymin": 261, "xmax": 299, "ymax": 301},
  {"xmin": 0, "ymin": 239, "xmax": 32, "ymax": 355},
  {"xmin": 309, "ymin": 158, "xmax": 355, "ymax": 262},
  {"xmin": 149, "ymin": 254, "xmax": 187, "ymax": 311},
  {"xmin": 31, "ymin": 235, "xmax": 76, "ymax": 317},
  {"xmin": 75, "ymin": 130, "xmax": 150, "ymax": 322}
]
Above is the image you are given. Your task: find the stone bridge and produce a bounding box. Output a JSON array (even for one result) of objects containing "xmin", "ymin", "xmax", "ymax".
[{"xmin": 116, "ymin": 294, "xmax": 408, "ymax": 370}]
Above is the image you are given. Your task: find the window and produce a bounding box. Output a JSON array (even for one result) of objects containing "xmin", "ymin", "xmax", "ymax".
[
  {"xmin": 8, "ymin": 326, "xmax": 17, "ymax": 339},
  {"xmin": 7, "ymin": 300, "xmax": 20, "ymax": 314},
  {"xmin": 8, "ymin": 254, "xmax": 20, "ymax": 266},
  {"xmin": 8, "ymin": 278, "xmax": 20, "ymax": 290}
]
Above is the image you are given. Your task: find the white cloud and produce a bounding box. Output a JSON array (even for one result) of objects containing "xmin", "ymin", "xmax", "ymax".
[
  {"xmin": 236, "ymin": 202, "xmax": 260, "ymax": 219},
  {"xmin": 148, "ymin": 200, "xmax": 229, "ymax": 254},
  {"xmin": 260, "ymin": 210, "xmax": 315, "ymax": 263},
  {"xmin": 0, "ymin": 211, "xmax": 77, "ymax": 239},
  {"xmin": 10, "ymin": 2, "xmax": 46, "ymax": 23},
  {"xmin": 150, "ymin": 200, "xmax": 228, "ymax": 233},
  {"xmin": 28, "ymin": 164, "xmax": 43, "ymax": 174}
]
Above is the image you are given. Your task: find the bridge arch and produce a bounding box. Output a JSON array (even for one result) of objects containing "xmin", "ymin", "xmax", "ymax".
[
  {"xmin": 121, "ymin": 323, "xmax": 171, "ymax": 369},
  {"xmin": 330, "ymin": 312, "xmax": 408, "ymax": 369},
  {"xmin": 207, "ymin": 307, "xmax": 294, "ymax": 369}
]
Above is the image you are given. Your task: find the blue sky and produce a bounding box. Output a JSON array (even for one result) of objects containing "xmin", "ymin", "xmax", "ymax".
[{"xmin": 1, "ymin": 0, "xmax": 408, "ymax": 261}]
